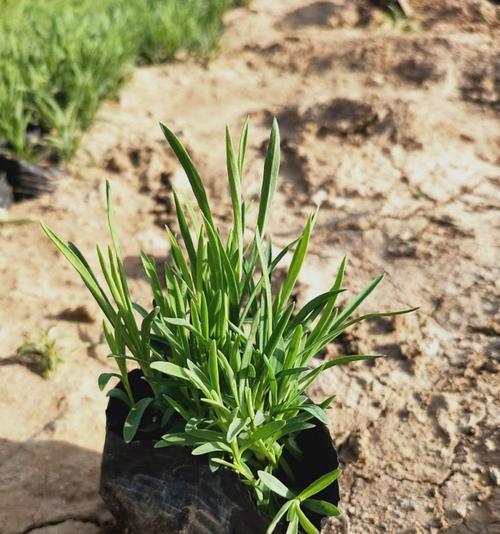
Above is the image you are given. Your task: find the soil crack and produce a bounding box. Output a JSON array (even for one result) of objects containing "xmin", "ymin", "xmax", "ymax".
[{"xmin": 21, "ymin": 515, "xmax": 102, "ymax": 534}]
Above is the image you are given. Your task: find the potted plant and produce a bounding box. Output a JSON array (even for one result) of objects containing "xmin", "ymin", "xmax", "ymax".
[{"xmin": 42, "ymin": 120, "xmax": 414, "ymax": 533}]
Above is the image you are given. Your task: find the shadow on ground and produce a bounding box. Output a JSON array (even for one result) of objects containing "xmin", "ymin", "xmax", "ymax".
[{"xmin": 0, "ymin": 438, "xmax": 116, "ymax": 534}]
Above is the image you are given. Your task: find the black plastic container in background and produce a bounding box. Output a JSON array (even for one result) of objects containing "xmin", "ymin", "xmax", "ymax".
[
  {"xmin": 0, "ymin": 154, "xmax": 56, "ymax": 207},
  {"xmin": 100, "ymin": 370, "xmax": 340, "ymax": 534}
]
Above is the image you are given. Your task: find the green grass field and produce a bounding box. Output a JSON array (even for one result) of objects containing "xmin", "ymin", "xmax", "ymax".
[{"xmin": 0, "ymin": 0, "xmax": 243, "ymax": 161}]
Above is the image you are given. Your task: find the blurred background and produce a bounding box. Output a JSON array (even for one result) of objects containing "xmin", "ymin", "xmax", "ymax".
[{"xmin": 0, "ymin": 1, "xmax": 498, "ymax": 533}]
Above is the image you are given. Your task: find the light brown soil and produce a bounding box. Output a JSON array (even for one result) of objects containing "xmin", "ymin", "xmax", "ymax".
[{"xmin": 1, "ymin": 1, "xmax": 499, "ymax": 533}]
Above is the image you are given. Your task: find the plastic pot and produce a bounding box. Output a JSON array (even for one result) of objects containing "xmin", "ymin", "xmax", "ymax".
[
  {"xmin": 100, "ymin": 370, "xmax": 340, "ymax": 534},
  {"xmin": 0, "ymin": 154, "xmax": 55, "ymax": 203}
]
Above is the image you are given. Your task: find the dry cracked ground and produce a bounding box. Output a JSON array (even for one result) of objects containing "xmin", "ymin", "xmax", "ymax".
[{"xmin": 0, "ymin": 1, "xmax": 499, "ymax": 533}]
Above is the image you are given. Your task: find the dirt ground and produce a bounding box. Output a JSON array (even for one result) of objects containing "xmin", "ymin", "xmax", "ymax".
[{"xmin": 1, "ymin": 1, "xmax": 499, "ymax": 533}]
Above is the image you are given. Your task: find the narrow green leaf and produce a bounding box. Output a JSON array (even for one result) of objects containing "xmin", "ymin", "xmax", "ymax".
[
  {"xmin": 342, "ymin": 307, "xmax": 420, "ymax": 330},
  {"xmin": 244, "ymin": 386, "xmax": 255, "ymax": 419},
  {"xmin": 286, "ymin": 512, "xmax": 299, "ymax": 534},
  {"xmin": 105, "ymin": 181, "xmax": 121, "ymax": 257},
  {"xmin": 195, "ymin": 226, "xmax": 206, "ymax": 291},
  {"xmin": 140, "ymin": 253, "xmax": 167, "ymax": 314},
  {"xmin": 286, "ymin": 289, "xmax": 345, "ymax": 336},
  {"xmin": 204, "ymin": 217, "xmax": 239, "ymax": 304},
  {"xmin": 265, "ymin": 302, "xmax": 295, "ymax": 360},
  {"xmin": 237, "ymin": 118, "xmax": 249, "ymax": 177},
  {"xmin": 258, "ymin": 470, "xmax": 296, "ymax": 499},
  {"xmin": 266, "ymin": 500, "xmax": 293, "ymax": 534},
  {"xmin": 160, "ymin": 122, "xmax": 213, "ymax": 225},
  {"xmin": 123, "ymin": 397, "xmax": 154, "ymax": 443},
  {"xmin": 184, "ymin": 368, "xmax": 212, "ymax": 398},
  {"xmin": 283, "ymin": 326, "xmax": 303, "ymax": 371},
  {"xmin": 106, "ymin": 183, "xmax": 133, "ymax": 315},
  {"xmin": 163, "ymin": 394, "xmax": 192, "ymax": 421},
  {"xmin": 330, "ymin": 273, "xmax": 386, "ymax": 331},
  {"xmin": 295, "ymin": 505, "xmax": 319, "ymax": 534},
  {"xmin": 302, "ymin": 499, "xmax": 340, "ymax": 517},
  {"xmin": 155, "ymin": 432, "xmax": 198, "ymax": 448},
  {"xmin": 229, "ymin": 339, "xmax": 242, "ymax": 372},
  {"xmin": 200, "ymin": 397, "xmax": 231, "ymax": 416},
  {"xmin": 217, "ymin": 349, "xmax": 239, "ymax": 403},
  {"xmin": 298, "ymin": 468, "xmax": 341, "ymax": 501},
  {"xmin": 318, "ymin": 395, "xmax": 337, "ymax": 409},
  {"xmin": 106, "ymin": 387, "xmax": 131, "ymax": 407},
  {"xmin": 227, "ymin": 416, "xmax": 249, "ymax": 442},
  {"xmin": 276, "ymin": 211, "xmax": 316, "ymax": 313},
  {"xmin": 173, "ymin": 190, "xmax": 197, "ymax": 267},
  {"xmin": 41, "ymin": 223, "xmax": 115, "ymax": 322},
  {"xmin": 300, "ymin": 403, "xmax": 329, "ymax": 425},
  {"xmin": 208, "ymin": 339, "xmax": 221, "ymax": 394},
  {"xmin": 186, "ymin": 428, "xmax": 225, "ymax": 442},
  {"xmin": 151, "ymin": 361, "xmax": 188, "ymax": 380},
  {"xmin": 276, "ymin": 367, "xmax": 309, "ymax": 379},
  {"xmin": 208, "ymin": 454, "xmax": 223, "ymax": 472},
  {"xmin": 257, "ymin": 118, "xmax": 280, "ymax": 235},
  {"xmin": 254, "ymin": 230, "xmax": 273, "ymax": 338},
  {"xmin": 140, "ymin": 306, "xmax": 159, "ymax": 353},
  {"xmin": 269, "ymin": 236, "xmax": 300, "ymax": 272},
  {"xmin": 165, "ymin": 226, "xmax": 193, "ymax": 289},
  {"xmin": 241, "ymin": 309, "xmax": 261, "ymax": 372},
  {"xmin": 241, "ymin": 420, "xmax": 286, "ymax": 449},
  {"xmin": 226, "ymin": 124, "xmax": 243, "ymax": 277},
  {"xmin": 98, "ymin": 372, "xmax": 120, "ymax": 391},
  {"xmin": 192, "ymin": 442, "xmax": 229, "ymax": 456},
  {"xmin": 306, "ymin": 256, "xmax": 348, "ymax": 349}
]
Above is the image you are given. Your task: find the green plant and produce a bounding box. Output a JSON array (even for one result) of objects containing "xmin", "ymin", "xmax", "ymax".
[
  {"xmin": 383, "ymin": 2, "xmax": 420, "ymax": 33},
  {"xmin": 16, "ymin": 327, "xmax": 63, "ymax": 378},
  {"xmin": 42, "ymin": 120, "xmax": 415, "ymax": 532},
  {"xmin": 0, "ymin": 0, "xmax": 241, "ymax": 161}
]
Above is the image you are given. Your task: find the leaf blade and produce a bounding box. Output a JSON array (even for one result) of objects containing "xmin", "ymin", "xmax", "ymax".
[
  {"xmin": 258, "ymin": 470, "xmax": 296, "ymax": 499},
  {"xmin": 123, "ymin": 397, "xmax": 154, "ymax": 444}
]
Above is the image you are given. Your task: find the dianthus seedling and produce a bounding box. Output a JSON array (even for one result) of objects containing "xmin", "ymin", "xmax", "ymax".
[
  {"xmin": 42, "ymin": 119, "xmax": 415, "ymax": 531},
  {"xmin": 16, "ymin": 327, "xmax": 63, "ymax": 378}
]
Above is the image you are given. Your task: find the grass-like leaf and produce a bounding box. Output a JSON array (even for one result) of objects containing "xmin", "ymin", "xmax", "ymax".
[
  {"xmin": 160, "ymin": 122, "xmax": 214, "ymax": 226},
  {"xmin": 258, "ymin": 471, "xmax": 296, "ymax": 499},
  {"xmin": 123, "ymin": 397, "xmax": 154, "ymax": 443},
  {"xmin": 302, "ymin": 499, "xmax": 340, "ymax": 517},
  {"xmin": 298, "ymin": 468, "xmax": 341, "ymax": 501},
  {"xmin": 257, "ymin": 118, "xmax": 280, "ymax": 235},
  {"xmin": 98, "ymin": 372, "xmax": 120, "ymax": 391}
]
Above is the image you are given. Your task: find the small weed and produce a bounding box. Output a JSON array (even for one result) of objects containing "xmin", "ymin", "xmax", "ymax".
[
  {"xmin": 384, "ymin": 1, "xmax": 420, "ymax": 32},
  {"xmin": 16, "ymin": 327, "xmax": 63, "ymax": 378}
]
